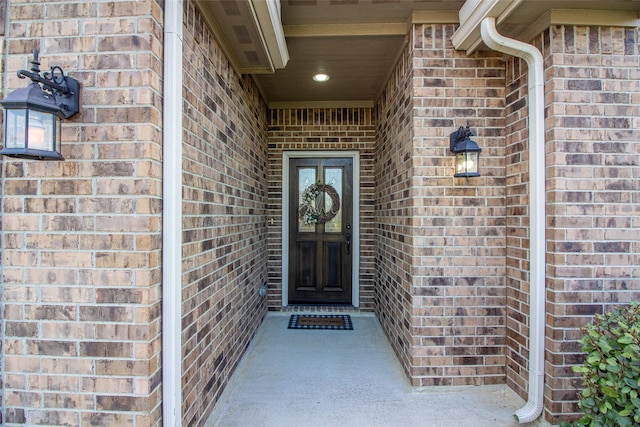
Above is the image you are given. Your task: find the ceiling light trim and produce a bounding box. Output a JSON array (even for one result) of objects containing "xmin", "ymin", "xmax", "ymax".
[{"xmin": 313, "ymin": 73, "xmax": 330, "ymax": 82}]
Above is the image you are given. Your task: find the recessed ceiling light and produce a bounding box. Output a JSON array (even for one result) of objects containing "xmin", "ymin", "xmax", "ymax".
[{"xmin": 313, "ymin": 73, "xmax": 330, "ymax": 82}]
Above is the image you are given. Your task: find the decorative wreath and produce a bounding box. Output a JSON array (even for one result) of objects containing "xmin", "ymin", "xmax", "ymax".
[{"xmin": 299, "ymin": 182, "xmax": 340, "ymax": 225}]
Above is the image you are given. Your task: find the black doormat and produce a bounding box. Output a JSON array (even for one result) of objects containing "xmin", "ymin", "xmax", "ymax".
[{"xmin": 288, "ymin": 314, "xmax": 353, "ymax": 330}]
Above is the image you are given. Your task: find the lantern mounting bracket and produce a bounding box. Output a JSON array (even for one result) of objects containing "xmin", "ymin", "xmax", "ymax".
[
  {"xmin": 16, "ymin": 49, "xmax": 80, "ymax": 119},
  {"xmin": 449, "ymin": 123, "xmax": 474, "ymax": 152}
]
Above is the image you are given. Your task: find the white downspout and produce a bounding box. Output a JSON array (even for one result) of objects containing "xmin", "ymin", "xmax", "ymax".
[
  {"xmin": 480, "ymin": 17, "xmax": 546, "ymax": 424},
  {"xmin": 163, "ymin": 1, "xmax": 184, "ymax": 426}
]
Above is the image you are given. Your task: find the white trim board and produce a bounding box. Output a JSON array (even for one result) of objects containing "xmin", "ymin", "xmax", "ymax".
[{"xmin": 282, "ymin": 151, "xmax": 361, "ymax": 308}]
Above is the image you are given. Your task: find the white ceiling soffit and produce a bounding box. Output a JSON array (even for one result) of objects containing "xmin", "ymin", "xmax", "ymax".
[{"xmin": 195, "ymin": 0, "xmax": 289, "ymax": 74}]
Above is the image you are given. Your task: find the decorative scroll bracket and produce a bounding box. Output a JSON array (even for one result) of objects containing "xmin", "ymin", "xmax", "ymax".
[{"xmin": 17, "ymin": 49, "xmax": 80, "ymax": 118}]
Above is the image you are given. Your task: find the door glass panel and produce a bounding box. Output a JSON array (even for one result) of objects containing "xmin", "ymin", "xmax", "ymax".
[
  {"xmin": 298, "ymin": 167, "xmax": 316, "ymax": 232},
  {"xmin": 324, "ymin": 168, "xmax": 342, "ymax": 233}
]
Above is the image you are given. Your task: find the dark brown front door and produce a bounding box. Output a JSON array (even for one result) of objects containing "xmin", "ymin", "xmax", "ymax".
[{"xmin": 289, "ymin": 157, "xmax": 353, "ymax": 304}]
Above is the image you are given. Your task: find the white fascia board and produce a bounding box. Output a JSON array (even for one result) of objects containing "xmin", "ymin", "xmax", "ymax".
[
  {"xmin": 520, "ymin": 9, "xmax": 640, "ymax": 43},
  {"xmin": 411, "ymin": 10, "xmax": 460, "ymax": 24},
  {"xmin": 250, "ymin": 0, "xmax": 290, "ymax": 69}
]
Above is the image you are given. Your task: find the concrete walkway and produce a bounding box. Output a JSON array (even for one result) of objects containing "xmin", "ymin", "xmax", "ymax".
[{"xmin": 207, "ymin": 313, "xmax": 552, "ymax": 427}]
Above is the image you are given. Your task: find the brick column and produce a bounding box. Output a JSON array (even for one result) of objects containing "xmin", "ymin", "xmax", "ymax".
[
  {"xmin": 543, "ymin": 25, "xmax": 640, "ymax": 424},
  {"xmin": 377, "ymin": 23, "xmax": 507, "ymax": 387},
  {"xmin": 503, "ymin": 24, "xmax": 640, "ymax": 424},
  {"xmin": 1, "ymin": 1, "xmax": 164, "ymax": 425}
]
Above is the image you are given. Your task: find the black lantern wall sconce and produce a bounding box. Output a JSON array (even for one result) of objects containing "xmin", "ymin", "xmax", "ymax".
[
  {"xmin": 449, "ymin": 124, "xmax": 481, "ymax": 177},
  {"xmin": 0, "ymin": 49, "xmax": 80, "ymax": 160}
]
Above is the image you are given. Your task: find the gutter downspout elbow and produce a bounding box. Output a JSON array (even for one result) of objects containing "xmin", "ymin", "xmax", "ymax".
[{"xmin": 480, "ymin": 16, "xmax": 546, "ymax": 424}]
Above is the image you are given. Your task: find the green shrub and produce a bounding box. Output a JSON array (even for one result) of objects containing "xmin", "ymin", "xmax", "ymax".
[{"xmin": 562, "ymin": 301, "xmax": 640, "ymax": 427}]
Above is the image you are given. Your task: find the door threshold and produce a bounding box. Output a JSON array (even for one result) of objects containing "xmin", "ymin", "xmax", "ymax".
[{"xmin": 281, "ymin": 304, "xmax": 361, "ymax": 314}]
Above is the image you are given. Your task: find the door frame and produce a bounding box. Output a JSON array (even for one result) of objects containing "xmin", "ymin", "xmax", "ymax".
[{"xmin": 282, "ymin": 151, "xmax": 360, "ymax": 308}]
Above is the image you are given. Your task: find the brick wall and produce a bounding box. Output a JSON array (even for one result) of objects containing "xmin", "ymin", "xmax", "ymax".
[
  {"xmin": 181, "ymin": 2, "xmax": 269, "ymax": 426},
  {"xmin": 266, "ymin": 108, "xmax": 377, "ymax": 311},
  {"xmin": 1, "ymin": 1, "xmax": 164, "ymax": 425},
  {"xmin": 410, "ymin": 24, "xmax": 507, "ymax": 387},
  {"xmin": 2, "ymin": 3, "xmax": 638, "ymax": 426},
  {"xmin": 503, "ymin": 40, "xmax": 532, "ymax": 403},
  {"xmin": 375, "ymin": 33, "xmax": 414, "ymax": 377},
  {"xmin": 542, "ymin": 25, "xmax": 640, "ymax": 424},
  {"xmin": 376, "ymin": 24, "xmax": 507, "ymax": 387},
  {"xmin": 503, "ymin": 24, "xmax": 640, "ymax": 424}
]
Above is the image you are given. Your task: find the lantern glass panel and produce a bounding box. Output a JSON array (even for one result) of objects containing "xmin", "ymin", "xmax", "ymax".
[
  {"xmin": 27, "ymin": 110, "xmax": 57, "ymax": 151},
  {"xmin": 466, "ymin": 151, "xmax": 478, "ymax": 173},
  {"xmin": 455, "ymin": 152, "xmax": 466, "ymax": 175},
  {"xmin": 5, "ymin": 109, "xmax": 27, "ymax": 149},
  {"xmin": 455, "ymin": 151, "xmax": 480, "ymax": 176}
]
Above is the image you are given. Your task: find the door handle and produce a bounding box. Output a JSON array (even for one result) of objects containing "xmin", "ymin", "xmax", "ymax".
[{"xmin": 345, "ymin": 232, "xmax": 351, "ymax": 255}]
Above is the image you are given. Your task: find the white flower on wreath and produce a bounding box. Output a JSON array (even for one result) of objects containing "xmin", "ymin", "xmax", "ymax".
[{"xmin": 299, "ymin": 182, "xmax": 340, "ymax": 226}]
